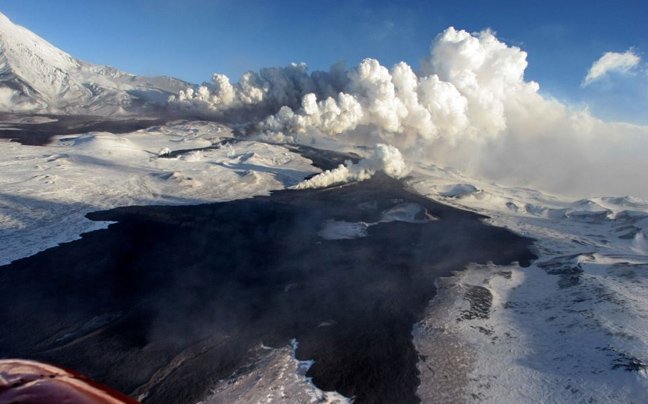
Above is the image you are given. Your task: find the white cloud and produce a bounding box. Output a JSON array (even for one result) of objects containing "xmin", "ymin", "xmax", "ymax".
[
  {"xmin": 582, "ymin": 50, "xmax": 641, "ymax": 87},
  {"xmin": 171, "ymin": 28, "xmax": 648, "ymax": 199}
]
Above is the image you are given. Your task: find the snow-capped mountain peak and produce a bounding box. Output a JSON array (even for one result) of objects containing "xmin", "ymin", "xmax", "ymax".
[
  {"xmin": 0, "ymin": 12, "xmax": 189, "ymax": 115},
  {"xmin": 0, "ymin": 12, "xmax": 78, "ymax": 70}
]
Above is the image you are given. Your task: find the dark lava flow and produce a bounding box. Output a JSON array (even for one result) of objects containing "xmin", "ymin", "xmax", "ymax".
[
  {"xmin": 0, "ymin": 174, "xmax": 536, "ymax": 404},
  {"xmin": 0, "ymin": 113, "xmax": 194, "ymax": 146}
]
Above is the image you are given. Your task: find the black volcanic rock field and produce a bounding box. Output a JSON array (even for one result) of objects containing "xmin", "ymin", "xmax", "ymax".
[
  {"xmin": 0, "ymin": 113, "xmax": 188, "ymax": 146},
  {"xmin": 0, "ymin": 173, "xmax": 536, "ymax": 404}
]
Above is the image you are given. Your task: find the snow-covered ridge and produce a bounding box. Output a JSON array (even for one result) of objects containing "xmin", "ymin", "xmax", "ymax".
[
  {"xmin": 0, "ymin": 12, "xmax": 189, "ymax": 115},
  {"xmin": 410, "ymin": 162, "xmax": 648, "ymax": 403}
]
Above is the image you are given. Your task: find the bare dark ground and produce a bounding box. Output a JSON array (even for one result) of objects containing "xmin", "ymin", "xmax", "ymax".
[
  {"xmin": 0, "ymin": 173, "xmax": 536, "ymax": 404},
  {"xmin": 0, "ymin": 112, "xmax": 199, "ymax": 145}
]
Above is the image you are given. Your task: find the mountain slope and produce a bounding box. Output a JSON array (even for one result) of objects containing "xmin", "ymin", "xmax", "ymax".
[{"xmin": 0, "ymin": 12, "xmax": 190, "ymax": 115}]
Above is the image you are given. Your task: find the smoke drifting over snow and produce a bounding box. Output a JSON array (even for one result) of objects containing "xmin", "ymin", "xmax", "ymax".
[
  {"xmin": 294, "ymin": 144, "xmax": 408, "ymax": 189},
  {"xmin": 171, "ymin": 27, "xmax": 648, "ymax": 199}
]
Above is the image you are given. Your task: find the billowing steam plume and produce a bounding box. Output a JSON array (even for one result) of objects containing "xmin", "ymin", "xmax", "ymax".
[
  {"xmin": 293, "ymin": 143, "xmax": 408, "ymax": 189},
  {"xmin": 171, "ymin": 27, "xmax": 648, "ymax": 199}
]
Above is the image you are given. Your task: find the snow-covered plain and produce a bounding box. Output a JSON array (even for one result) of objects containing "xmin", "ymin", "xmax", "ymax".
[
  {"xmin": 410, "ymin": 164, "xmax": 648, "ymax": 403},
  {"xmin": 2, "ymin": 119, "xmax": 646, "ymax": 403},
  {"xmin": 0, "ymin": 121, "xmax": 319, "ymax": 265}
]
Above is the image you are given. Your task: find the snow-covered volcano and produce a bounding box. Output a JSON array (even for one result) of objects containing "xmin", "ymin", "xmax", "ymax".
[
  {"xmin": 1, "ymin": 12, "xmax": 647, "ymax": 404},
  {"xmin": 0, "ymin": 12, "xmax": 189, "ymax": 115}
]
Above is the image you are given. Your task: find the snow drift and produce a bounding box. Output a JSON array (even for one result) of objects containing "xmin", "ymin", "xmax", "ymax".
[{"xmin": 172, "ymin": 27, "xmax": 648, "ymax": 199}]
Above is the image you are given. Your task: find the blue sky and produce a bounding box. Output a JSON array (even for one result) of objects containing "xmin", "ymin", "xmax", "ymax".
[{"xmin": 2, "ymin": 0, "xmax": 647, "ymax": 124}]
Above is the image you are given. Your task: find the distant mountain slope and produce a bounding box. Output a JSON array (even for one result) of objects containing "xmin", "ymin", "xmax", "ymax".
[{"xmin": 0, "ymin": 12, "xmax": 190, "ymax": 115}]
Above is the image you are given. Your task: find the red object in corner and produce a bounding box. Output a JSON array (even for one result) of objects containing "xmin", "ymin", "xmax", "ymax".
[{"xmin": 0, "ymin": 359, "xmax": 141, "ymax": 404}]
